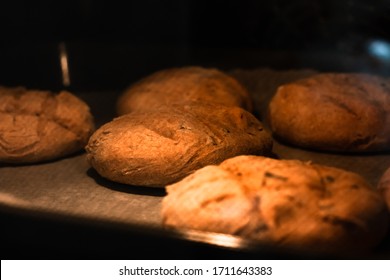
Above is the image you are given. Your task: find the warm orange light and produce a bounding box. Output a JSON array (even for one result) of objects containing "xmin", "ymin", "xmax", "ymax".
[{"xmin": 58, "ymin": 42, "xmax": 71, "ymax": 87}]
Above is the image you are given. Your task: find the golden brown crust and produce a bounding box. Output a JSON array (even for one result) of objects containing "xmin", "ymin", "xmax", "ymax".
[
  {"xmin": 162, "ymin": 155, "xmax": 389, "ymax": 254},
  {"xmin": 116, "ymin": 66, "xmax": 253, "ymax": 115},
  {"xmin": 378, "ymin": 167, "xmax": 390, "ymax": 211},
  {"xmin": 0, "ymin": 86, "xmax": 94, "ymax": 163},
  {"xmin": 268, "ymin": 73, "xmax": 390, "ymax": 152},
  {"xmin": 86, "ymin": 103, "xmax": 272, "ymax": 187}
]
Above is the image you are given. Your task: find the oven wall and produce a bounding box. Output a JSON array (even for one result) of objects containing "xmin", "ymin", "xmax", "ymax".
[{"xmin": 0, "ymin": 0, "xmax": 389, "ymax": 91}]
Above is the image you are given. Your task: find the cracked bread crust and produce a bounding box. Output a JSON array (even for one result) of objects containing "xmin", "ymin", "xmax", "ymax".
[
  {"xmin": 162, "ymin": 155, "xmax": 389, "ymax": 254},
  {"xmin": 86, "ymin": 103, "xmax": 272, "ymax": 187},
  {"xmin": 268, "ymin": 73, "xmax": 390, "ymax": 152},
  {"xmin": 0, "ymin": 87, "xmax": 94, "ymax": 163},
  {"xmin": 116, "ymin": 66, "xmax": 253, "ymax": 115}
]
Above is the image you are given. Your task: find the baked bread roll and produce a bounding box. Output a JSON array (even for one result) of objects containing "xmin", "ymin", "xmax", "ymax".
[
  {"xmin": 162, "ymin": 155, "xmax": 389, "ymax": 254},
  {"xmin": 116, "ymin": 66, "xmax": 253, "ymax": 115},
  {"xmin": 86, "ymin": 103, "xmax": 272, "ymax": 187},
  {"xmin": 378, "ymin": 166, "xmax": 390, "ymax": 210},
  {"xmin": 268, "ymin": 73, "xmax": 390, "ymax": 152},
  {"xmin": 0, "ymin": 86, "xmax": 94, "ymax": 163}
]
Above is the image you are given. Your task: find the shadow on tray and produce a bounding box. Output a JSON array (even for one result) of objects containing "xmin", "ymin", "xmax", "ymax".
[{"xmin": 86, "ymin": 168, "xmax": 167, "ymax": 197}]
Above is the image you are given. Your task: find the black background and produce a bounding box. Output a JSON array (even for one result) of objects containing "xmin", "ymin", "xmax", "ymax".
[
  {"xmin": 1, "ymin": 0, "xmax": 389, "ymax": 49},
  {"xmin": 1, "ymin": 0, "xmax": 390, "ymax": 90}
]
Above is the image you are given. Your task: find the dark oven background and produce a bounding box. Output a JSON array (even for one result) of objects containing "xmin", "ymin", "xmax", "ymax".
[{"xmin": 1, "ymin": 0, "xmax": 390, "ymax": 92}]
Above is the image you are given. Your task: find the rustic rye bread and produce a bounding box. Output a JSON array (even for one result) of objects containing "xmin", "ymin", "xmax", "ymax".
[
  {"xmin": 268, "ymin": 73, "xmax": 390, "ymax": 152},
  {"xmin": 0, "ymin": 86, "xmax": 94, "ymax": 163},
  {"xmin": 86, "ymin": 103, "xmax": 272, "ymax": 187},
  {"xmin": 162, "ymin": 155, "xmax": 389, "ymax": 254},
  {"xmin": 378, "ymin": 166, "xmax": 390, "ymax": 211},
  {"xmin": 116, "ymin": 66, "xmax": 253, "ymax": 115}
]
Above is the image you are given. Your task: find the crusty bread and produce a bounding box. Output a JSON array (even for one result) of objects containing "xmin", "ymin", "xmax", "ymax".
[
  {"xmin": 162, "ymin": 155, "xmax": 389, "ymax": 254},
  {"xmin": 378, "ymin": 166, "xmax": 390, "ymax": 211},
  {"xmin": 116, "ymin": 66, "xmax": 253, "ymax": 115},
  {"xmin": 229, "ymin": 68, "xmax": 317, "ymax": 119},
  {"xmin": 86, "ymin": 103, "xmax": 272, "ymax": 187},
  {"xmin": 0, "ymin": 86, "xmax": 94, "ymax": 163},
  {"xmin": 268, "ymin": 73, "xmax": 390, "ymax": 152}
]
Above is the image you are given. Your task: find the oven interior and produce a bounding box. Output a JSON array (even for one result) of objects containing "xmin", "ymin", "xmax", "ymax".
[{"xmin": 1, "ymin": 0, "xmax": 390, "ymax": 259}]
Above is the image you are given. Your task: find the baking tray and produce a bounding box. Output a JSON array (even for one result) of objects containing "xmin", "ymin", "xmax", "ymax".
[{"xmin": 1, "ymin": 69, "xmax": 390, "ymax": 259}]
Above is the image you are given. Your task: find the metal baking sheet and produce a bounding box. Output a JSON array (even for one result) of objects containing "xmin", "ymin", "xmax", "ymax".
[{"xmin": 1, "ymin": 132, "xmax": 388, "ymax": 230}]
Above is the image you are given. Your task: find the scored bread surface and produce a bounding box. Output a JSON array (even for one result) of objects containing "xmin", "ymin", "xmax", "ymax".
[
  {"xmin": 162, "ymin": 155, "xmax": 389, "ymax": 253},
  {"xmin": 0, "ymin": 86, "xmax": 94, "ymax": 163},
  {"xmin": 86, "ymin": 103, "xmax": 272, "ymax": 187}
]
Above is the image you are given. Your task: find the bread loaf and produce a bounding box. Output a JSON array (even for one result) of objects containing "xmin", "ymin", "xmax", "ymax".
[
  {"xmin": 378, "ymin": 166, "xmax": 390, "ymax": 211},
  {"xmin": 116, "ymin": 66, "xmax": 253, "ymax": 115},
  {"xmin": 162, "ymin": 155, "xmax": 389, "ymax": 254},
  {"xmin": 0, "ymin": 86, "xmax": 94, "ymax": 163},
  {"xmin": 268, "ymin": 73, "xmax": 390, "ymax": 152},
  {"xmin": 86, "ymin": 103, "xmax": 272, "ymax": 187}
]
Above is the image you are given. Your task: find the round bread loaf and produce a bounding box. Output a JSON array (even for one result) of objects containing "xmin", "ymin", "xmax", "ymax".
[
  {"xmin": 162, "ymin": 155, "xmax": 389, "ymax": 254},
  {"xmin": 268, "ymin": 73, "xmax": 390, "ymax": 152},
  {"xmin": 0, "ymin": 86, "xmax": 94, "ymax": 163},
  {"xmin": 116, "ymin": 66, "xmax": 253, "ymax": 115},
  {"xmin": 86, "ymin": 103, "xmax": 272, "ymax": 187},
  {"xmin": 378, "ymin": 166, "xmax": 390, "ymax": 210}
]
